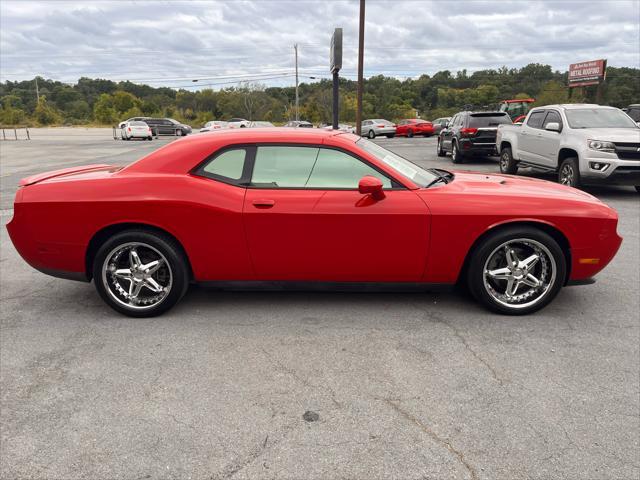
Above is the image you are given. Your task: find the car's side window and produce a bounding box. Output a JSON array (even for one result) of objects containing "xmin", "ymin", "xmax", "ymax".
[
  {"xmin": 306, "ymin": 148, "xmax": 392, "ymax": 189},
  {"xmin": 527, "ymin": 111, "xmax": 546, "ymax": 129},
  {"xmin": 251, "ymin": 146, "xmax": 318, "ymax": 187},
  {"xmin": 200, "ymin": 148, "xmax": 248, "ymax": 182},
  {"xmin": 542, "ymin": 111, "xmax": 562, "ymax": 129}
]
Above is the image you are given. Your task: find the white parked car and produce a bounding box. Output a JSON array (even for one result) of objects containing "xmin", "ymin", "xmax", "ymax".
[
  {"xmin": 227, "ymin": 118, "xmax": 251, "ymax": 129},
  {"xmin": 200, "ymin": 121, "xmax": 228, "ymax": 133},
  {"xmin": 322, "ymin": 123, "xmax": 354, "ymax": 133},
  {"xmin": 496, "ymin": 104, "xmax": 640, "ymax": 190},
  {"xmin": 120, "ymin": 121, "xmax": 153, "ymax": 141},
  {"xmin": 249, "ymin": 121, "xmax": 275, "ymax": 127}
]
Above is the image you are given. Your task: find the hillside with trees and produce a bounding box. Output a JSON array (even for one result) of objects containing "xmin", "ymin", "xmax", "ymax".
[{"xmin": 1, "ymin": 64, "xmax": 638, "ymax": 127}]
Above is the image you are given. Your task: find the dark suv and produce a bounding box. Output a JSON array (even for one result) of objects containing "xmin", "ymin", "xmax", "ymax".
[
  {"xmin": 437, "ymin": 111, "xmax": 511, "ymax": 163},
  {"xmin": 144, "ymin": 118, "xmax": 192, "ymax": 136}
]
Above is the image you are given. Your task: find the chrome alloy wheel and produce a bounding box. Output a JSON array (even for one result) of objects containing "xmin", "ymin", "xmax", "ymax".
[
  {"xmin": 559, "ymin": 163, "xmax": 575, "ymax": 185},
  {"xmin": 101, "ymin": 242, "xmax": 172, "ymax": 310},
  {"xmin": 500, "ymin": 151, "xmax": 509, "ymax": 171},
  {"xmin": 482, "ymin": 238, "xmax": 557, "ymax": 309}
]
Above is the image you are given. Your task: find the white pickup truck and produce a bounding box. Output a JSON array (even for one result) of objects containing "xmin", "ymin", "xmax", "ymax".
[{"xmin": 496, "ymin": 104, "xmax": 640, "ymax": 192}]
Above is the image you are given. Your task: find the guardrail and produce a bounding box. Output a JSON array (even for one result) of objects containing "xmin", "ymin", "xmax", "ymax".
[{"xmin": 0, "ymin": 127, "xmax": 30, "ymax": 140}]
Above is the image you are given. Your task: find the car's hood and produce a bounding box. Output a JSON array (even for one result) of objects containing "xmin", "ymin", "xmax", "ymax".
[
  {"xmin": 436, "ymin": 171, "xmax": 603, "ymax": 204},
  {"xmin": 570, "ymin": 128, "xmax": 640, "ymax": 142}
]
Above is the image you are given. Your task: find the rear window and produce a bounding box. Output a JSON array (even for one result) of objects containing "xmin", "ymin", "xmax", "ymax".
[{"xmin": 468, "ymin": 113, "xmax": 511, "ymax": 128}]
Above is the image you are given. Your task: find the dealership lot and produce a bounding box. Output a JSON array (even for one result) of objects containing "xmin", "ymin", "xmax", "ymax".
[{"xmin": 1, "ymin": 130, "xmax": 638, "ymax": 479}]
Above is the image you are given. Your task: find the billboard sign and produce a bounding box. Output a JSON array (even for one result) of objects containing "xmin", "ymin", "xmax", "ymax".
[
  {"xmin": 330, "ymin": 28, "xmax": 342, "ymax": 73},
  {"xmin": 568, "ymin": 59, "xmax": 607, "ymax": 87}
]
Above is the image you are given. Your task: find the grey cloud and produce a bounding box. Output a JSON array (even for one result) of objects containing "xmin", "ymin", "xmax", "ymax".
[{"xmin": 0, "ymin": 0, "xmax": 637, "ymax": 87}]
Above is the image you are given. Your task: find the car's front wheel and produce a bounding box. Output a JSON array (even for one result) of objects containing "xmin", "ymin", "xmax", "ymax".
[
  {"xmin": 93, "ymin": 230, "xmax": 190, "ymax": 317},
  {"xmin": 407, "ymin": 129, "xmax": 413, "ymax": 138},
  {"xmin": 499, "ymin": 147, "xmax": 518, "ymax": 174},
  {"xmin": 467, "ymin": 227, "xmax": 566, "ymax": 315},
  {"xmin": 367, "ymin": 130, "xmax": 376, "ymax": 139},
  {"xmin": 559, "ymin": 157, "xmax": 580, "ymax": 188}
]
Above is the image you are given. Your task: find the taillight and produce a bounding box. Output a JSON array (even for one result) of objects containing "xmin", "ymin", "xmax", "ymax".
[
  {"xmin": 460, "ymin": 128, "xmax": 478, "ymax": 137},
  {"xmin": 127, "ymin": 127, "xmax": 131, "ymax": 132},
  {"xmin": 378, "ymin": 124, "xmax": 385, "ymax": 128}
]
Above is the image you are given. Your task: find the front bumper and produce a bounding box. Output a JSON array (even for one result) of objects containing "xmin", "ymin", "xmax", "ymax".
[{"xmin": 580, "ymin": 151, "xmax": 640, "ymax": 185}]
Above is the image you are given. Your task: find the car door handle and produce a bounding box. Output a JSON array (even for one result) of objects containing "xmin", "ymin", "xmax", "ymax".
[{"xmin": 252, "ymin": 199, "xmax": 275, "ymax": 208}]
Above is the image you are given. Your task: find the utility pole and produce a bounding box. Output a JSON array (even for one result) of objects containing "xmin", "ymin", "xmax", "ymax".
[
  {"xmin": 35, "ymin": 76, "xmax": 40, "ymax": 103},
  {"xmin": 294, "ymin": 44, "xmax": 299, "ymax": 121},
  {"xmin": 356, "ymin": 0, "xmax": 365, "ymax": 136}
]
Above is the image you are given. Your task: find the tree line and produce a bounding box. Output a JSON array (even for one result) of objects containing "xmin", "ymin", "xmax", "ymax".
[{"xmin": 0, "ymin": 64, "xmax": 638, "ymax": 127}]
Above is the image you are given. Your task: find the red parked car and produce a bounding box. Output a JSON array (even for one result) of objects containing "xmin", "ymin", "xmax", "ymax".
[
  {"xmin": 396, "ymin": 119, "xmax": 435, "ymax": 137},
  {"xmin": 7, "ymin": 129, "xmax": 621, "ymax": 317}
]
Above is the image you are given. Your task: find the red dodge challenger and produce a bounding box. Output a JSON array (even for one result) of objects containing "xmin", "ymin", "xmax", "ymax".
[
  {"xmin": 396, "ymin": 119, "xmax": 435, "ymax": 137},
  {"xmin": 7, "ymin": 129, "xmax": 621, "ymax": 317}
]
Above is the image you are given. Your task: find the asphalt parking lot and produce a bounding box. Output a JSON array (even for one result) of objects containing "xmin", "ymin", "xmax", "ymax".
[{"xmin": 1, "ymin": 129, "xmax": 639, "ymax": 479}]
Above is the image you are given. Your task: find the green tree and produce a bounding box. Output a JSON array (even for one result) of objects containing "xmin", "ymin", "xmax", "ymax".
[{"xmin": 33, "ymin": 96, "xmax": 61, "ymax": 125}]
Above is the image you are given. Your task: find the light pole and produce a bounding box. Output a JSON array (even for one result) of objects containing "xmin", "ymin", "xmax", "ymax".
[
  {"xmin": 294, "ymin": 44, "xmax": 299, "ymax": 121},
  {"xmin": 356, "ymin": 0, "xmax": 365, "ymax": 136}
]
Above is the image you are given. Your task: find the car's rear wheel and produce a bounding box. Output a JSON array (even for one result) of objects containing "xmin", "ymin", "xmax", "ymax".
[
  {"xmin": 451, "ymin": 141, "xmax": 463, "ymax": 164},
  {"xmin": 467, "ymin": 227, "xmax": 566, "ymax": 315},
  {"xmin": 437, "ymin": 138, "xmax": 446, "ymax": 157},
  {"xmin": 559, "ymin": 157, "xmax": 580, "ymax": 188},
  {"xmin": 368, "ymin": 130, "xmax": 376, "ymax": 139},
  {"xmin": 93, "ymin": 230, "xmax": 189, "ymax": 317},
  {"xmin": 499, "ymin": 147, "xmax": 518, "ymax": 174}
]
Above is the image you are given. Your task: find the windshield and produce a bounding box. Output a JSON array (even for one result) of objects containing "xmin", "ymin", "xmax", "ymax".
[
  {"xmin": 565, "ymin": 108, "xmax": 638, "ymax": 129},
  {"xmin": 357, "ymin": 138, "xmax": 438, "ymax": 187}
]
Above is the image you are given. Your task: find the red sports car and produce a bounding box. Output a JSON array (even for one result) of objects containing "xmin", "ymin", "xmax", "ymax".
[
  {"xmin": 396, "ymin": 119, "xmax": 435, "ymax": 137},
  {"xmin": 7, "ymin": 129, "xmax": 621, "ymax": 317}
]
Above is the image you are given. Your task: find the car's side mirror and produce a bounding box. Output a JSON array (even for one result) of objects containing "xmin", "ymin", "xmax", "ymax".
[
  {"xmin": 358, "ymin": 175, "xmax": 385, "ymax": 200},
  {"xmin": 545, "ymin": 122, "xmax": 561, "ymax": 132}
]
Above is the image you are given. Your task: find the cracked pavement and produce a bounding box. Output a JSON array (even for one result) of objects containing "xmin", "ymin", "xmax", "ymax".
[{"xmin": 1, "ymin": 130, "xmax": 639, "ymax": 479}]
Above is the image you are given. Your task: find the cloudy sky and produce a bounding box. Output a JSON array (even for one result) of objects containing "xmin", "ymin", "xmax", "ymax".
[{"xmin": 1, "ymin": 0, "xmax": 638, "ymax": 89}]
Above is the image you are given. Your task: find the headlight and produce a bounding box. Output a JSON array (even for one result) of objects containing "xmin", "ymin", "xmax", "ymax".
[{"xmin": 588, "ymin": 139, "xmax": 616, "ymax": 153}]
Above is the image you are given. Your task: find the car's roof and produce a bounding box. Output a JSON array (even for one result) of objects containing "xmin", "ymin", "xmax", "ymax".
[{"xmin": 545, "ymin": 104, "xmax": 611, "ymax": 110}]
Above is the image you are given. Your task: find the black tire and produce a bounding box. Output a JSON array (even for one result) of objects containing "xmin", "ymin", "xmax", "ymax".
[
  {"xmin": 437, "ymin": 138, "xmax": 446, "ymax": 157},
  {"xmin": 407, "ymin": 129, "xmax": 414, "ymax": 138},
  {"xmin": 499, "ymin": 147, "xmax": 518, "ymax": 174},
  {"xmin": 558, "ymin": 157, "xmax": 580, "ymax": 188},
  {"xmin": 147, "ymin": 136, "xmax": 152, "ymax": 141},
  {"xmin": 176, "ymin": 129, "xmax": 184, "ymax": 136},
  {"xmin": 635, "ymin": 186, "xmax": 640, "ymax": 193},
  {"xmin": 92, "ymin": 230, "xmax": 190, "ymax": 317},
  {"xmin": 451, "ymin": 141, "xmax": 463, "ymax": 164},
  {"xmin": 367, "ymin": 130, "xmax": 376, "ymax": 139},
  {"xmin": 386, "ymin": 134, "xmax": 395, "ymax": 138},
  {"xmin": 467, "ymin": 226, "xmax": 566, "ymax": 315}
]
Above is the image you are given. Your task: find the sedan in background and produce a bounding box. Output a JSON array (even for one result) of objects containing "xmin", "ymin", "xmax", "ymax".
[
  {"xmin": 120, "ymin": 121, "xmax": 153, "ymax": 141},
  {"xmin": 432, "ymin": 117, "xmax": 451, "ymax": 135},
  {"xmin": 200, "ymin": 121, "xmax": 228, "ymax": 132},
  {"xmin": 284, "ymin": 120, "xmax": 314, "ymax": 128},
  {"xmin": 227, "ymin": 118, "xmax": 251, "ymax": 128},
  {"xmin": 7, "ymin": 129, "xmax": 622, "ymax": 318},
  {"xmin": 361, "ymin": 119, "xmax": 396, "ymax": 139},
  {"xmin": 249, "ymin": 121, "xmax": 275, "ymax": 128},
  {"xmin": 118, "ymin": 116, "xmax": 150, "ymax": 129},
  {"xmin": 396, "ymin": 119, "xmax": 435, "ymax": 137}
]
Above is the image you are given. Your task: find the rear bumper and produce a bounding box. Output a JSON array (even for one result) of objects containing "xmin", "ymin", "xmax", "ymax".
[{"xmin": 459, "ymin": 139, "xmax": 497, "ymax": 154}]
